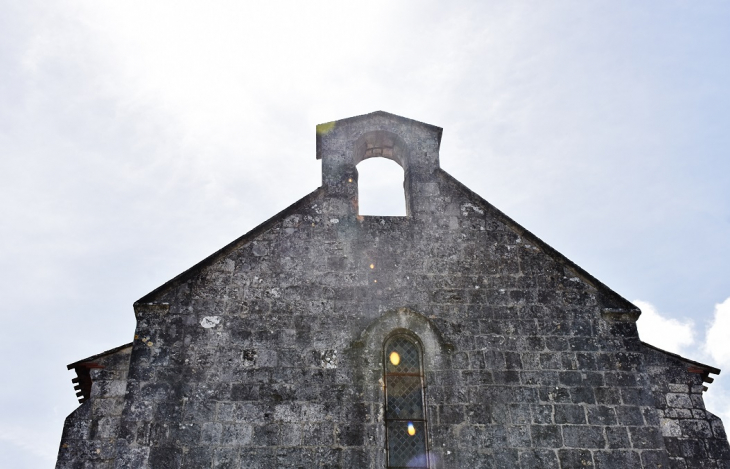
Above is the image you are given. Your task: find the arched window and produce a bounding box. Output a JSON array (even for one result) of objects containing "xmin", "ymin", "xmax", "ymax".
[
  {"xmin": 352, "ymin": 130, "xmax": 409, "ymax": 216},
  {"xmin": 357, "ymin": 157, "xmax": 407, "ymax": 216},
  {"xmin": 384, "ymin": 334, "xmax": 429, "ymax": 468}
]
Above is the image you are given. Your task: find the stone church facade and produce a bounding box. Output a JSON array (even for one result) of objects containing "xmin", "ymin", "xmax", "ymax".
[{"xmin": 57, "ymin": 112, "xmax": 729, "ymax": 468}]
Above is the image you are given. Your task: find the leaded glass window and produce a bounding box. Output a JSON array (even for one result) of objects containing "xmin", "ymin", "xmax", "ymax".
[{"xmin": 384, "ymin": 335, "xmax": 429, "ymax": 468}]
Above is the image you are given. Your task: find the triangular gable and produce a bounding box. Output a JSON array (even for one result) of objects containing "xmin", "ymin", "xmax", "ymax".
[{"xmin": 438, "ymin": 168, "xmax": 640, "ymax": 319}]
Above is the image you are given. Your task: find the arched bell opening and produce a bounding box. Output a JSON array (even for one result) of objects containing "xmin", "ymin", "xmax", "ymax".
[
  {"xmin": 356, "ymin": 158, "xmax": 407, "ymax": 216},
  {"xmin": 353, "ymin": 130, "xmax": 410, "ymax": 216}
]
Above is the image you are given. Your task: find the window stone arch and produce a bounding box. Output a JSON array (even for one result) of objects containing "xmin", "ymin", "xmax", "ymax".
[{"xmin": 354, "ymin": 308, "xmax": 453, "ymax": 468}]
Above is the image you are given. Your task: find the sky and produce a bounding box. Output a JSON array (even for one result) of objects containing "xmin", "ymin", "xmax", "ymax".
[{"xmin": 1, "ymin": 1, "xmax": 729, "ymax": 466}]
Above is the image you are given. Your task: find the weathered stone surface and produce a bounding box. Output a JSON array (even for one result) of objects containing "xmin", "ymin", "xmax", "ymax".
[
  {"xmin": 56, "ymin": 112, "xmax": 728, "ymax": 468},
  {"xmin": 56, "ymin": 344, "xmax": 132, "ymax": 468},
  {"xmin": 643, "ymin": 343, "xmax": 730, "ymax": 468}
]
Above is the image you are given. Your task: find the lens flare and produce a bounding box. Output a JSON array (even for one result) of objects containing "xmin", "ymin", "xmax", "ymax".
[
  {"xmin": 407, "ymin": 422, "xmax": 416, "ymax": 436},
  {"xmin": 316, "ymin": 121, "xmax": 336, "ymax": 135},
  {"xmin": 389, "ymin": 351, "xmax": 400, "ymax": 366}
]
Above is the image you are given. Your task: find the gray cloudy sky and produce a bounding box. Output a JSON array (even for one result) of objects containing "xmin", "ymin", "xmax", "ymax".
[{"xmin": 1, "ymin": 1, "xmax": 729, "ymax": 466}]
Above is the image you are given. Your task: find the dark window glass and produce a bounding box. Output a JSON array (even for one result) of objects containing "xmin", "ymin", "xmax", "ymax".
[{"xmin": 384, "ymin": 335, "xmax": 429, "ymax": 468}]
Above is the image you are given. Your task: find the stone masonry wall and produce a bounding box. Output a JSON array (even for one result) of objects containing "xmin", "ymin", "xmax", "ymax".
[
  {"xmin": 113, "ymin": 175, "xmax": 673, "ymax": 467},
  {"xmin": 57, "ymin": 345, "xmax": 132, "ymax": 469},
  {"xmin": 644, "ymin": 345, "xmax": 730, "ymax": 468}
]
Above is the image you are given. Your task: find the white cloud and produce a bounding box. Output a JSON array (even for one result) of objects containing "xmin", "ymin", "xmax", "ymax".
[
  {"xmin": 701, "ymin": 297, "xmax": 730, "ymax": 423},
  {"xmin": 633, "ymin": 298, "xmax": 730, "ymax": 425},
  {"xmin": 704, "ymin": 379, "xmax": 730, "ymax": 430},
  {"xmin": 633, "ymin": 300, "xmax": 695, "ymax": 355},
  {"xmin": 704, "ymin": 297, "xmax": 730, "ymax": 368},
  {"xmin": 0, "ymin": 424, "xmax": 57, "ymax": 463}
]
